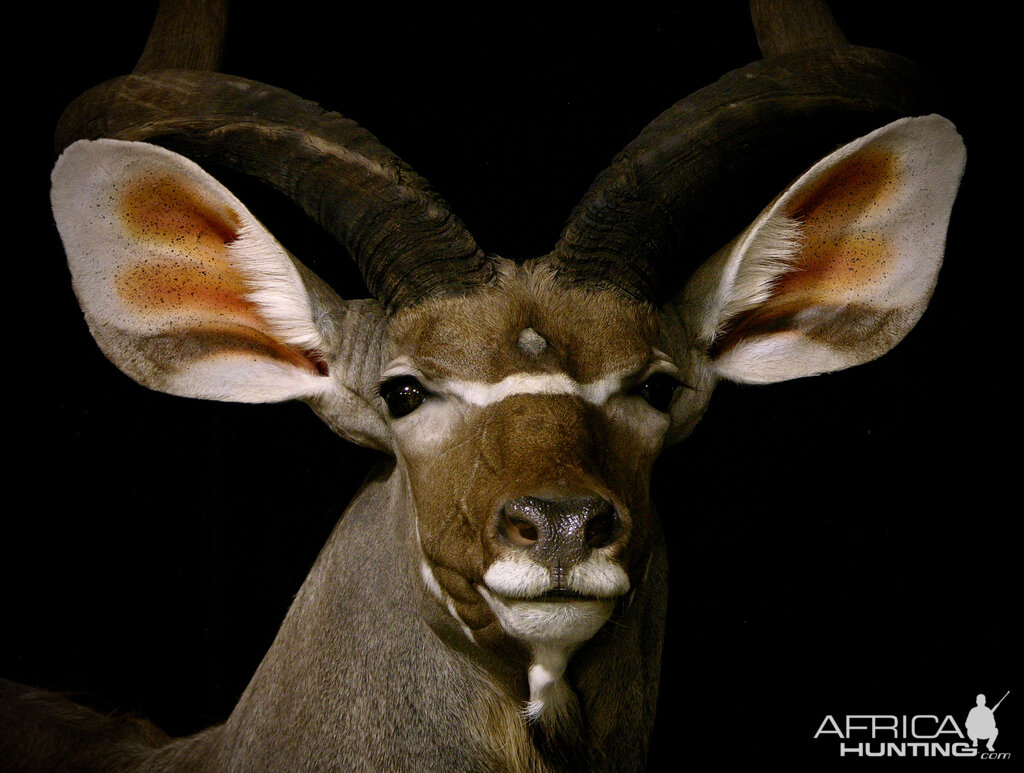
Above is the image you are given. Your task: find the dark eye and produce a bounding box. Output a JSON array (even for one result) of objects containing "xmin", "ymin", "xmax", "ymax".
[
  {"xmin": 379, "ymin": 376, "xmax": 430, "ymax": 418},
  {"xmin": 632, "ymin": 373, "xmax": 682, "ymax": 412}
]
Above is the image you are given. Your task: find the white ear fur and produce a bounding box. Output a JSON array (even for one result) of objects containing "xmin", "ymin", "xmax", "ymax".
[
  {"xmin": 683, "ymin": 115, "xmax": 965, "ymax": 384},
  {"xmin": 52, "ymin": 139, "xmax": 332, "ymax": 403}
]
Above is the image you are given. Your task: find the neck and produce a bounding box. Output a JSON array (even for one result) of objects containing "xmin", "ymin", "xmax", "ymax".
[{"xmin": 199, "ymin": 462, "xmax": 667, "ymax": 771}]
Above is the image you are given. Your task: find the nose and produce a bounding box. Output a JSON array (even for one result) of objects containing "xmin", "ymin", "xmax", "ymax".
[{"xmin": 497, "ymin": 495, "xmax": 621, "ymax": 574}]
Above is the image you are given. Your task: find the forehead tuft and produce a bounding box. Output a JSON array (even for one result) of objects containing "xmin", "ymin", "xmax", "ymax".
[
  {"xmin": 388, "ymin": 264, "xmax": 658, "ymax": 382},
  {"xmin": 517, "ymin": 327, "xmax": 548, "ymax": 356}
]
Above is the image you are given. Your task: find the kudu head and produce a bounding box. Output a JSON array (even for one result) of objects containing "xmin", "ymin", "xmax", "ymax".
[{"xmin": 50, "ymin": 0, "xmax": 964, "ymax": 732}]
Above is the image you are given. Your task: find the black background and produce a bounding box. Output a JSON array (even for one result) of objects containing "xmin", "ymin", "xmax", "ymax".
[{"xmin": 6, "ymin": 1, "xmax": 1015, "ymax": 767}]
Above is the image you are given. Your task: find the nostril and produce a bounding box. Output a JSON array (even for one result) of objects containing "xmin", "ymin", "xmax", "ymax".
[
  {"xmin": 496, "ymin": 494, "xmax": 621, "ymax": 559},
  {"xmin": 584, "ymin": 501, "xmax": 618, "ymax": 549},
  {"xmin": 507, "ymin": 517, "xmax": 539, "ymax": 547},
  {"xmin": 498, "ymin": 498, "xmax": 546, "ymax": 550}
]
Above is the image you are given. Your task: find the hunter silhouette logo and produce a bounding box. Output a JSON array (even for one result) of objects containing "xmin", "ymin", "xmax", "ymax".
[
  {"xmin": 814, "ymin": 690, "xmax": 1011, "ymax": 759},
  {"xmin": 967, "ymin": 692, "xmax": 1009, "ymax": 752}
]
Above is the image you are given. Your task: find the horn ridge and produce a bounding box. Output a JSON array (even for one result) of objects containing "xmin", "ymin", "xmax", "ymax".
[{"xmin": 547, "ymin": 44, "xmax": 936, "ymax": 304}]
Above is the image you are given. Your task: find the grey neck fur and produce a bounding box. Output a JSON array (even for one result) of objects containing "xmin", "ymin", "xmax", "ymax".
[{"xmin": 140, "ymin": 465, "xmax": 666, "ymax": 771}]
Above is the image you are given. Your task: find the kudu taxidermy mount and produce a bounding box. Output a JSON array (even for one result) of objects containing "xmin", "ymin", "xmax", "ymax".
[{"xmin": 2, "ymin": 0, "xmax": 971, "ymax": 770}]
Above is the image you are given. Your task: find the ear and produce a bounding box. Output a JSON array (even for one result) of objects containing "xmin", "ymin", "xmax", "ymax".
[
  {"xmin": 52, "ymin": 139, "xmax": 389, "ymax": 445},
  {"xmin": 680, "ymin": 115, "xmax": 965, "ymax": 384}
]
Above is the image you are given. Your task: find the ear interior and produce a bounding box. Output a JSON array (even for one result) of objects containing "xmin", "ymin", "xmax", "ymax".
[
  {"xmin": 53, "ymin": 139, "xmax": 332, "ymax": 402},
  {"xmin": 691, "ymin": 115, "xmax": 965, "ymax": 384}
]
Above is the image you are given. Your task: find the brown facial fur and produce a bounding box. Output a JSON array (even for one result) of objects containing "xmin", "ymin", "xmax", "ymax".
[
  {"xmin": 388, "ymin": 264, "xmax": 665, "ymax": 653},
  {"xmin": 389, "ymin": 264, "xmax": 659, "ymax": 384}
]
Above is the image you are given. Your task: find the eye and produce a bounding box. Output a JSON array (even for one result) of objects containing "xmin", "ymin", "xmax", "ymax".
[
  {"xmin": 631, "ymin": 373, "xmax": 683, "ymax": 413},
  {"xmin": 379, "ymin": 376, "xmax": 430, "ymax": 418}
]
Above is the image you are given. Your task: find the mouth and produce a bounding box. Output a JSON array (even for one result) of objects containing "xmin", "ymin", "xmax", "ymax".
[
  {"xmin": 482, "ymin": 554, "xmax": 632, "ymax": 602},
  {"xmin": 476, "ymin": 584, "xmax": 617, "ymax": 645},
  {"xmin": 533, "ymin": 587, "xmax": 593, "ymax": 601}
]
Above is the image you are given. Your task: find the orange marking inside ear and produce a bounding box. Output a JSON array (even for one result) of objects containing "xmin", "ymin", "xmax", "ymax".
[
  {"xmin": 115, "ymin": 259, "xmax": 262, "ymax": 322},
  {"xmin": 115, "ymin": 173, "xmax": 257, "ymax": 320},
  {"xmin": 113, "ymin": 173, "xmax": 328, "ymax": 377},
  {"xmin": 790, "ymin": 148, "xmax": 897, "ymax": 227},
  {"xmin": 714, "ymin": 149, "xmax": 902, "ymax": 356},
  {"xmin": 775, "ymin": 148, "xmax": 899, "ymax": 299},
  {"xmin": 182, "ymin": 323, "xmax": 329, "ymax": 376},
  {"xmin": 120, "ymin": 174, "xmax": 240, "ymax": 248}
]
